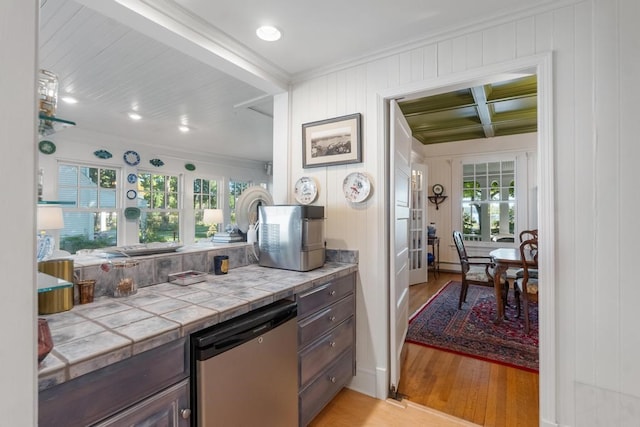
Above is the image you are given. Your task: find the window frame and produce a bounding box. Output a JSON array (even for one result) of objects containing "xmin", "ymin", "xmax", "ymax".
[
  {"xmin": 136, "ymin": 170, "xmax": 182, "ymax": 244},
  {"xmin": 452, "ymin": 153, "xmax": 529, "ymax": 248},
  {"xmin": 56, "ymin": 161, "xmax": 121, "ymax": 253}
]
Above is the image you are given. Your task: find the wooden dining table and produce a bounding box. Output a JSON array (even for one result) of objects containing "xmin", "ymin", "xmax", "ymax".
[{"xmin": 489, "ymin": 247, "xmax": 537, "ymax": 323}]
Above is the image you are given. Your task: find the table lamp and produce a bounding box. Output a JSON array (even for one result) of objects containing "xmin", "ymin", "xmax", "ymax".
[
  {"xmin": 203, "ymin": 209, "xmax": 223, "ymax": 239},
  {"xmin": 37, "ymin": 206, "xmax": 64, "ymax": 261}
]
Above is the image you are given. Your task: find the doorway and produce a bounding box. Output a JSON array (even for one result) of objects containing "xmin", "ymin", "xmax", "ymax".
[{"xmin": 384, "ymin": 53, "xmax": 555, "ymax": 422}]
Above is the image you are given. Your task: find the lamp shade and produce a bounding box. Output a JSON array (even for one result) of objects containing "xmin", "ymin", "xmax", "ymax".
[
  {"xmin": 37, "ymin": 206, "xmax": 64, "ymax": 231},
  {"xmin": 202, "ymin": 209, "xmax": 223, "ymax": 225}
]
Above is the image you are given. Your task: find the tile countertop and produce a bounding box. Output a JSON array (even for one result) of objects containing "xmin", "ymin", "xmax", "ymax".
[{"xmin": 38, "ymin": 262, "xmax": 357, "ymax": 392}]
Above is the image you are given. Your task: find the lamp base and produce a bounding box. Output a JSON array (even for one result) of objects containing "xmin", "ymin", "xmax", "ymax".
[{"xmin": 37, "ymin": 234, "xmax": 55, "ymax": 261}]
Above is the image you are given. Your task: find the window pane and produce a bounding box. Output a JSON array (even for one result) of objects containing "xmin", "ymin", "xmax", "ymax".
[
  {"xmin": 79, "ymin": 188, "xmax": 98, "ymax": 208},
  {"xmin": 100, "ymin": 169, "xmax": 117, "ymax": 189},
  {"xmin": 461, "ymin": 160, "xmax": 516, "ymax": 242},
  {"xmin": 140, "ymin": 211, "xmax": 180, "ymax": 243},
  {"xmin": 99, "ymin": 189, "xmax": 117, "ymax": 208},
  {"xmin": 59, "ymin": 211, "xmax": 118, "ymax": 254}
]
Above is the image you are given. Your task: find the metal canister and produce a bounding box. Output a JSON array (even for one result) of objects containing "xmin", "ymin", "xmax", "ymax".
[{"xmin": 38, "ymin": 259, "xmax": 74, "ymax": 314}]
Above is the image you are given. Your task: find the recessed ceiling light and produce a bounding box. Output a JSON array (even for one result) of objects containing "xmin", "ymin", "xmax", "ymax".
[
  {"xmin": 179, "ymin": 125, "xmax": 190, "ymax": 133},
  {"xmin": 128, "ymin": 112, "xmax": 142, "ymax": 120},
  {"xmin": 256, "ymin": 25, "xmax": 281, "ymax": 41},
  {"xmin": 61, "ymin": 96, "xmax": 78, "ymax": 104}
]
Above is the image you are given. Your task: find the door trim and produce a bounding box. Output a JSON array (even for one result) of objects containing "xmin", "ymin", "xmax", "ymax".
[{"xmin": 379, "ymin": 52, "xmax": 555, "ymax": 422}]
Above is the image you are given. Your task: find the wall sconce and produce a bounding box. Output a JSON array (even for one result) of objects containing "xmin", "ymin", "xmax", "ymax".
[
  {"xmin": 427, "ymin": 183, "xmax": 448, "ymax": 210},
  {"xmin": 37, "ymin": 206, "xmax": 64, "ymax": 261}
]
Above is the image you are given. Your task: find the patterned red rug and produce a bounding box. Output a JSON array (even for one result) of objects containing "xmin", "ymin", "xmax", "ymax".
[{"xmin": 406, "ymin": 281, "xmax": 538, "ymax": 372}]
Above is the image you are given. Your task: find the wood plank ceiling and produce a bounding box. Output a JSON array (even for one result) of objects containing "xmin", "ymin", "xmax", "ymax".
[{"xmin": 398, "ymin": 75, "xmax": 537, "ymax": 145}]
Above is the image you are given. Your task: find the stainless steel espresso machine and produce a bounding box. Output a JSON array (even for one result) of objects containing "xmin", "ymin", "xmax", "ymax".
[{"xmin": 258, "ymin": 205, "xmax": 325, "ymax": 271}]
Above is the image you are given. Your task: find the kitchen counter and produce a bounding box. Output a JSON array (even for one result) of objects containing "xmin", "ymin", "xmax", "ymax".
[{"xmin": 38, "ymin": 262, "xmax": 357, "ymax": 392}]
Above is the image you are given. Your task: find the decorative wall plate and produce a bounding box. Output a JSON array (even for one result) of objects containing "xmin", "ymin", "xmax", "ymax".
[
  {"xmin": 123, "ymin": 150, "xmax": 140, "ymax": 166},
  {"xmin": 150, "ymin": 158, "xmax": 164, "ymax": 167},
  {"xmin": 94, "ymin": 149, "xmax": 112, "ymax": 159},
  {"xmin": 124, "ymin": 207, "xmax": 141, "ymax": 220},
  {"xmin": 38, "ymin": 140, "xmax": 56, "ymax": 155},
  {"xmin": 185, "ymin": 163, "xmax": 196, "ymax": 171},
  {"xmin": 127, "ymin": 173, "xmax": 137, "ymax": 184},
  {"xmin": 294, "ymin": 176, "xmax": 318, "ymax": 205},
  {"xmin": 343, "ymin": 172, "xmax": 371, "ymax": 203},
  {"xmin": 126, "ymin": 189, "xmax": 137, "ymax": 200}
]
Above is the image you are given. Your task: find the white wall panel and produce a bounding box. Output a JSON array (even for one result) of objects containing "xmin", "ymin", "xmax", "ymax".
[
  {"xmin": 466, "ymin": 33, "xmax": 484, "ymax": 70},
  {"xmin": 516, "ymin": 17, "xmax": 536, "ymax": 57},
  {"xmin": 437, "ymin": 39, "xmax": 454, "ymax": 76},
  {"xmin": 452, "ymin": 35, "xmax": 468, "ymax": 72},
  {"xmin": 482, "ymin": 22, "xmax": 517, "ymax": 64},
  {"xmin": 422, "ymin": 44, "xmax": 439, "ymax": 79},
  {"xmin": 619, "ymin": 0, "xmax": 640, "ymax": 400},
  {"xmin": 571, "ymin": 0, "xmax": 597, "ymax": 404},
  {"xmin": 592, "ymin": 0, "xmax": 621, "ymax": 397}
]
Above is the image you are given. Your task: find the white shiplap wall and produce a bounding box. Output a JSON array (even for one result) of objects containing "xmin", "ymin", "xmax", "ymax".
[{"xmin": 287, "ymin": 1, "xmax": 640, "ymax": 425}]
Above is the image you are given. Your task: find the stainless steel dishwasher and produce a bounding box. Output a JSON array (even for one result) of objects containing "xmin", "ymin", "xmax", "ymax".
[{"xmin": 190, "ymin": 299, "xmax": 298, "ymax": 426}]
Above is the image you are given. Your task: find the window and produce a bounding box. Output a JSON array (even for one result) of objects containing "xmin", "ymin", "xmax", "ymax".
[
  {"xmin": 137, "ymin": 172, "xmax": 180, "ymax": 243},
  {"xmin": 57, "ymin": 163, "xmax": 119, "ymax": 254},
  {"xmin": 194, "ymin": 177, "xmax": 219, "ymax": 240},
  {"xmin": 461, "ymin": 160, "xmax": 515, "ymax": 242}
]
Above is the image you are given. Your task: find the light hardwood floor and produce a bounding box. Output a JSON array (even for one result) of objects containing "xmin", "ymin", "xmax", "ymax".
[{"xmin": 311, "ymin": 272, "xmax": 539, "ymax": 427}]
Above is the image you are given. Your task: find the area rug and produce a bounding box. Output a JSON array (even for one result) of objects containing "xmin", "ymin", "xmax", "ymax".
[{"xmin": 406, "ymin": 281, "xmax": 538, "ymax": 372}]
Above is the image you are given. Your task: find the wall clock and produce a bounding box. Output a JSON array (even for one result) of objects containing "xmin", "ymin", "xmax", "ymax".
[
  {"xmin": 343, "ymin": 172, "xmax": 371, "ymax": 203},
  {"xmin": 432, "ymin": 184, "xmax": 444, "ymax": 196},
  {"xmin": 294, "ymin": 177, "xmax": 318, "ymax": 205}
]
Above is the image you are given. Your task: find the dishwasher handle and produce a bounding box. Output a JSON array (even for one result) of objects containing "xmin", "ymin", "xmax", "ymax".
[{"xmin": 193, "ymin": 299, "xmax": 297, "ymax": 360}]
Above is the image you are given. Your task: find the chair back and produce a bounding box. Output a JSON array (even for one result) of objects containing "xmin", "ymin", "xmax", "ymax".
[
  {"xmin": 452, "ymin": 230, "xmax": 470, "ymax": 274},
  {"xmin": 519, "ymin": 237, "xmax": 538, "ymax": 281},
  {"xmin": 519, "ymin": 229, "xmax": 538, "ymax": 242}
]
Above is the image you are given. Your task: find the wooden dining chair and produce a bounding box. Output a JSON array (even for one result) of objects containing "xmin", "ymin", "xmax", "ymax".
[
  {"xmin": 452, "ymin": 230, "xmax": 507, "ymax": 309},
  {"xmin": 515, "ymin": 237, "xmax": 538, "ymax": 333}
]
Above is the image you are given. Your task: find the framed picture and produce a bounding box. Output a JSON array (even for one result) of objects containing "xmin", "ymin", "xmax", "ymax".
[{"xmin": 302, "ymin": 113, "xmax": 362, "ymax": 168}]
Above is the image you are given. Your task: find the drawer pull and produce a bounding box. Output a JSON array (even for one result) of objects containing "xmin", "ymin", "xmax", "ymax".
[
  {"xmin": 329, "ymin": 316, "xmax": 336, "ymax": 322},
  {"xmin": 329, "ymin": 290, "xmax": 336, "ymax": 296},
  {"xmin": 181, "ymin": 408, "xmax": 191, "ymax": 419},
  {"xmin": 329, "ymin": 341, "xmax": 336, "ymax": 348},
  {"xmin": 329, "ymin": 376, "xmax": 336, "ymax": 383}
]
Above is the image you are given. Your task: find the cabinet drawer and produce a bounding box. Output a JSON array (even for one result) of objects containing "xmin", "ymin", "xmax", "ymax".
[
  {"xmin": 93, "ymin": 379, "xmax": 190, "ymax": 426},
  {"xmin": 299, "ymin": 349, "xmax": 354, "ymax": 426},
  {"xmin": 298, "ymin": 294, "xmax": 354, "ymax": 349},
  {"xmin": 297, "ymin": 274, "xmax": 354, "ymax": 318},
  {"xmin": 299, "ymin": 317, "xmax": 354, "ymax": 388}
]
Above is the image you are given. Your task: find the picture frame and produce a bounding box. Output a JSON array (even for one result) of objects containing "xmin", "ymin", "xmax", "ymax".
[{"xmin": 302, "ymin": 113, "xmax": 362, "ymax": 168}]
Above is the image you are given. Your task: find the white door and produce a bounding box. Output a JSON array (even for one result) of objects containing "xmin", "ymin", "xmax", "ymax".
[
  {"xmin": 389, "ymin": 100, "xmax": 412, "ymax": 396},
  {"xmin": 409, "ymin": 164, "xmax": 428, "ymax": 285}
]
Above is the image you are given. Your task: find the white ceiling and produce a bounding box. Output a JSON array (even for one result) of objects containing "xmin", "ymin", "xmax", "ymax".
[{"xmin": 39, "ymin": 0, "xmax": 555, "ymax": 163}]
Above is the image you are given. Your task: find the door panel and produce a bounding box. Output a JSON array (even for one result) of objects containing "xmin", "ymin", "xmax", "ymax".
[{"xmin": 389, "ymin": 100, "xmax": 412, "ymax": 394}]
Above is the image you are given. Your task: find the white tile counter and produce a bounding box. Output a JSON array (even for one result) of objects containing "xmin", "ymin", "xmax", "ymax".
[{"xmin": 38, "ymin": 262, "xmax": 357, "ymax": 391}]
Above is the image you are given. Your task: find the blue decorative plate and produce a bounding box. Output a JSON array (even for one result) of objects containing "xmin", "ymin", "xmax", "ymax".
[
  {"xmin": 150, "ymin": 158, "xmax": 164, "ymax": 167},
  {"xmin": 94, "ymin": 149, "xmax": 112, "ymax": 159},
  {"xmin": 126, "ymin": 189, "xmax": 137, "ymax": 200},
  {"xmin": 123, "ymin": 150, "xmax": 140, "ymax": 166},
  {"xmin": 127, "ymin": 173, "xmax": 137, "ymax": 184}
]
